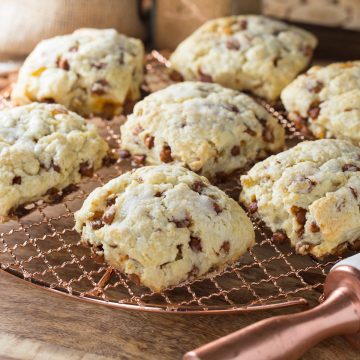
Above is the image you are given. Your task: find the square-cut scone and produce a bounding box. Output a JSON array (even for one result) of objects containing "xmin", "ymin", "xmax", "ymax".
[
  {"xmin": 0, "ymin": 103, "xmax": 109, "ymax": 219},
  {"xmin": 75, "ymin": 165, "xmax": 255, "ymax": 292},
  {"xmin": 120, "ymin": 82, "xmax": 285, "ymax": 179},
  {"xmin": 169, "ymin": 15, "xmax": 317, "ymax": 101},
  {"xmin": 240, "ymin": 139, "xmax": 360, "ymax": 258},
  {"xmin": 12, "ymin": 28, "xmax": 144, "ymax": 118},
  {"xmin": 281, "ymin": 61, "xmax": 360, "ymax": 145}
]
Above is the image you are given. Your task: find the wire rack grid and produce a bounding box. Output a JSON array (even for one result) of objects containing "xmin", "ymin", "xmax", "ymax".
[{"xmin": 0, "ymin": 52, "xmax": 350, "ymax": 314}]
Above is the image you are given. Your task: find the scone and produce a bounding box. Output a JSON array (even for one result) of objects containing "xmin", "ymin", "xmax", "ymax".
[
  {"xmin": 120, "ymin": 82, "xmax": 285, "ymax": 179},
  {"xmin": 281, "ymin": 61, "xmax": 360, "ymax": 144},
  {"xmin": 170, "ymin": 15, "xmax": 317, "ymax": 101},
  {"xmin": 12, "ymin": 28, "xmax": 144, "ymax": 118},
  {"xmin": 240, "ymin": 139, "xmax": 360, "ymax": 258},
  {"xmin": 74, "ymin": 165, "xmax": 255, "ymax": 292},
  {"xmin": 0, "ymin": 102, "xmax": 109, "ymax": 218}
]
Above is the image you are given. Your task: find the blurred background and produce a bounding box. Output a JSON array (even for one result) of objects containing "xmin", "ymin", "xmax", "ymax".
[{"xmin": 0, "ymin": 0, "xmax": 359, "ymax": 61}]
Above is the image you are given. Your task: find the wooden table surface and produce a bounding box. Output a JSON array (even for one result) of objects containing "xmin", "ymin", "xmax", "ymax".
[{"xmin": 0, "ymin": 270, "xmax": 359, "ymax": 360}]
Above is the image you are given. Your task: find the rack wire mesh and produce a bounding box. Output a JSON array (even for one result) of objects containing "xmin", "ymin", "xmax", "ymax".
[{"xmin": 0, "ymin": 52, "xmax": 353, "ymax": 314}]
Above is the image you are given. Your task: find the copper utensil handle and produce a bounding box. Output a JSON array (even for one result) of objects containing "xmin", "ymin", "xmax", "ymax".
[{"xmin": 184, "ymin": 288, "xmax": 360, "ymax": 360}]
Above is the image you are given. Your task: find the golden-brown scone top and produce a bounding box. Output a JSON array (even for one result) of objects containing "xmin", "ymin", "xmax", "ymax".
[
  {"xmin": 12, "ymin": 28, "xmax": 144, "ymax": 118},
  {"xmin": 170, "ymin": 15, "xmax": 317, "ymax": 101},
  {"xmin": 240, "ymin": 139, "xmax": 360, "ymax": 258}
]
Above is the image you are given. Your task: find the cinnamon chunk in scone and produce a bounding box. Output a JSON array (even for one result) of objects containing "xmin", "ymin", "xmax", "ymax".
[
  {"xmin": 170, "ymin": 15, "xmax": 317, "ymax": 101},
  {"xmin": 281, "ymin": 61, "xmax": 360, "ymax": 144},
  {"xmin": 0, "ymin": 103, "xmax": 109, "ymax": 219},
  {"xmin": 240, "ymin": 139, "xmax": 360, "ymax": 258},
  {"xmin": 12, "ymin": 28, "xmax": 144, "ymax": 118},
  {"xmin": 74, "ymin": 165, "xmax": 255, "ymax": 292},
  {"xmin": 120, "ymin": 82, "xmax": 285, "ymax": 179}
]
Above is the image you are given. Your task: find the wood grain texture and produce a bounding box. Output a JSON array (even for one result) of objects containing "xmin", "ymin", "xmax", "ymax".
[
  {"xmin": 0, "ymin": 332, "xmax": 112, "ymax": 360},
  {"xmin": 0, "ymin": 271, "xmax": 359, "ymax": 360}
]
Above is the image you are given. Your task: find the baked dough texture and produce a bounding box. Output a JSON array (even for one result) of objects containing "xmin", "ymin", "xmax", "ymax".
[
  {"xmin": 240, "ymin": 139, "xmax": 360, "ymax": 258},
  {"xmin": 281, "ymin": 61, "xmax": 360, "ymax": 145},
  {"xmin": 75, "ymin": 165, "xmax": 255, "ymax": 292},
  {"xmin": 120, "ymin": 82, "xmax": 285, "ymax": 178},
  {"xmin": 0, "ymin": 102, "xmax": 109, "ymax": 218},
  {"xmin": 12, "ymin": 28, "xmax": 144, "ymax": 118},
  {"xmin": 170, "ymin": 15, "xmax": 317, "ymax": 101}
]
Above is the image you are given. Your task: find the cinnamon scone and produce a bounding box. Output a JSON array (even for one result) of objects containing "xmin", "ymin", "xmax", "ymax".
[
  {"xmin": 281, "ymin": 61, "xmax": 360, "ymax": 145},
  {"xmin": 0, "ymin": 102, "xmax": 109, "ymax": 218},
  {"xmin": 120, "ymin": 82, "xmax": 285, "ymax": 179},
  {"xmin": 170, "ymin": 15, "xmax": 317, "ymax": 101},
  {"xmin": 240, "ymin": 139, "xmax": 360, "ymax": 258},
  {"xmin": 12, "ymin": 28, "xmax": 144, "ymax": 118},
  {"xmin": 75, "ymin": 165, "xmax": 255, "ymax": 292}
]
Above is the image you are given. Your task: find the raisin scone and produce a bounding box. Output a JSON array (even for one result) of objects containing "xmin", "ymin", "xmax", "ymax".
[
  {"xmin": 74, "ymin": 165, "xmax": 255, "ymax": 292},
  {"xmin": 12, "ymin": 28, "xmax": 144, "ymax": 118},
  {"xmin": 281, "ymin": 61, "xmax": 360, "ymax": 144},
  {"xmin": 169, "ymin": 15, "xmax": 317, "ymax": 101},
  {"xmin": 0, "ymin": 102, "xmax": 109, "ymax": 219},
  {"xmin": 120, "ymin": 82, "xmax": 285, "ymax": 179},
  {"xmin": 240, "ymin": 139, "xmax": 360, "ymax": 258}
]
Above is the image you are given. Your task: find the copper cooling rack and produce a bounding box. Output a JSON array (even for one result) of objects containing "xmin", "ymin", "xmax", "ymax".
[{"xmin": 0, "ymin": 52, "xmax": 352, "ymax": 314}]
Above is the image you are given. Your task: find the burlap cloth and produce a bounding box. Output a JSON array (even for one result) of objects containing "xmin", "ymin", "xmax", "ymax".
[
  {"xmin": 154, "ymin": 0, "xmax": 261, "ymax": 49},
  {"xmin": 2, "ymin": 0, "xmax": 359, "ymax": 60},
  {"xmin": 0, "ymin": 0, "xmax": 264, "ymax": 59},
  {"xmin": 0, "ymin": 0, "xmax": 146, "ymax": 60}
]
